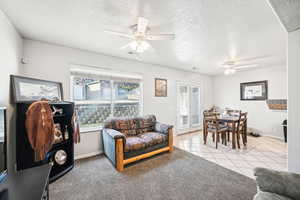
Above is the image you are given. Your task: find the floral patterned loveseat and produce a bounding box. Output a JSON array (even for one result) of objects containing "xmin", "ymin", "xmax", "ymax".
[{"xmin": 102, "ymin": 115, "xmax": 173, "ymax": 171}]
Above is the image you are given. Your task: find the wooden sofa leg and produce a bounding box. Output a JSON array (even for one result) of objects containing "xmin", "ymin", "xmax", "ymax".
[
  {"xmin": 169, "ymin": 129, "xmax": 174, "ymax": 152},
  {"xmin": 116, "ymin": 139, "xmax": 124, "ymax": 172}
]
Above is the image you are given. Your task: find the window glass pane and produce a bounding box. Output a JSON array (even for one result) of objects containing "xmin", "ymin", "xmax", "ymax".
[
  {"xmin": 73, "ymin": 77, "xmax": 111, "ymax": 101},
  {"xmin": 76, "ymin": 103, "xmax": 111, "ymax": 132},
  {"xmin": 73, "ymin": 77, "xmax": 112, "ymax": 131},
  {"xmin": 113, "ymin": 81, "xmax": 140, "ymax": 118},
  {"xmin": 114, "ymin": 82, "xmax": 140, "ymax": 101},
  {"xmin": 113, "ymin": 103, "xmax": 140, "ymax": 118},
  {"xmin": 72, "ymin": 76, "xmax": 142, "ymax": 132}
]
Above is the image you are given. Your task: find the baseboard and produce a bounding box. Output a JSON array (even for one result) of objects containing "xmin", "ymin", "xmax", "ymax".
[
  {"xmin": 262, "ymin": 134, "xmax": 285, "ymax": 141},
  {"xmin": 75, "ymin": 151, "xmax": 103, "ymax": 160},
  {"xmin": 176, "ymin": 128, "xmax": 202, "ymax": 136}
]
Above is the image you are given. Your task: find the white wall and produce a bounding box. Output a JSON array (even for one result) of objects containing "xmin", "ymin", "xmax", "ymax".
[
  {"xmin": 213, "ymin": 66, "xmax": 287, "ymax": 139},
  {"xmin": 288, "ymin": 29, "xmax": 300, "ymax": 174},
  {"xmin": 0, "ymin": 8, "xmax": 24, "ymax": 198},
  {"xmin": 0, "ymin": 10, "xmax": 23, "ymax": 109},
  {"xmin": 0, "ymin": 9, "xmax": 23, "ymax": 170},
  {"xmin": 22, "ymin": 39, "xmax": 213, "ymax": 158}
]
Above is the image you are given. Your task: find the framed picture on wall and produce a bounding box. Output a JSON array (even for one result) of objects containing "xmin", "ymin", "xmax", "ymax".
[
  {"xmin": 155, "ymin": 78, "xmax": 167, "ymax": 97},
  {"xmin": 11, "ymin": 75, "xmax": 63, "ymax": 103},
  {"xmin": 240, "ymin": 80, "xmax": 268, "ymax": 101}
]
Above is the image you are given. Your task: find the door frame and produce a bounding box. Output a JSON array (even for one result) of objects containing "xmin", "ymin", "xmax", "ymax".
[{"xmin": 176, "ymin": 82, "xmax": 201, "ymax": 134}]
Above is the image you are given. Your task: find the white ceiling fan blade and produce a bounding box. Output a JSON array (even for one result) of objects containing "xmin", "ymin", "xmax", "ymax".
[
  {"xmin": 137, "ymin": 17, "xmax": 149, "ymax": 34},
  {"xmin": 235, "ymin": 55, "xmax": 272, "ymax": 62},
  {"xmin": 146, "ymin": 34, "xmax": 175, "ymax": 41},
  {"xmin": 104, "ymin": 30, "xmax": 134, "ymax": 39},
  {"xmin": 234, "ymin": 64, "xmax": 259, "ymax": 70}
]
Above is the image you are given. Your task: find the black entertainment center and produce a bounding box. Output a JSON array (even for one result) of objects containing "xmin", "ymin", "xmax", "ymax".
[
  {"xmin": 10, "ymin": 75, "xmax": 76, "ymax": 184},
  {"xmin": 15, "ymin": 101, "xmax": 75, "ymax": 183}
]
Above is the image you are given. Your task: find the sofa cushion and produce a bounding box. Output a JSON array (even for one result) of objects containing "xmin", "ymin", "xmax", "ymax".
[
  {"xmin": 104, "ymin": 115, "xmax": 156, "ymax": 136},
  {"xmin": 124, "ymin": 132, "xmax": 167, "ymax": 152},
  {"xmin": 254, "ymin": 191, "xmax": 292, "ymax": 200},
  {"xmin": 139, "ymin": 132, "xmax": 167, "ymax": 147},
  {"xmin": 125, "ymin": 136, "xmax": 146, "ymax": 152}
]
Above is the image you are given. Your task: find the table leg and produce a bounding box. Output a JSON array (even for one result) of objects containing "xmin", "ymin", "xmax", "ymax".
[
  {"xmin": 232, "ymin": 122, "xmax": 236, "ymax": 149},
  {"xmin": 203, "ymin": 120, "xmax": 207, "ymax": 144},
  {"xmin": 244, "ymin": 119, "xmax": 248, "ymax": 145}
]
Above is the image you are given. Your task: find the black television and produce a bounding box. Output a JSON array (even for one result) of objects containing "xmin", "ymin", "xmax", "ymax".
[{"xmin": 0, "ymin": 107, "xmax": 7, "ymax": 183}]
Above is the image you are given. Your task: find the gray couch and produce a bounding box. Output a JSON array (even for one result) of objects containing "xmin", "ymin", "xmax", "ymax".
[{"xmin": 254, "ymin": 167, "xmax": 300, "ymax": 200}]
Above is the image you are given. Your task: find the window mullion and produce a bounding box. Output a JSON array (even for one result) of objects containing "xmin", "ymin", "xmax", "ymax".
[{"xmin": 110, "ymin": 79, "xmax": 114, "ymax": 118}]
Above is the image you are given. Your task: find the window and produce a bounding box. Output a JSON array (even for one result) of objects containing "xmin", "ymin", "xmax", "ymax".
[{"xmin": 71, "ymin": 68, "xmax": 142, "ymax": 132}]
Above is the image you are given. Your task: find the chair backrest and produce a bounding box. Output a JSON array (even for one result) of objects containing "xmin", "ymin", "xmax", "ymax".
[
  {"xmin": 203, "ymin": 111, "xmax": 219, "ymax": 128},
  {"xmin": 227, "ymin": 109, "xmax": 241, "ymax": 116},
  {"xmin": 238, "ymin": 112, "xmax": 247, "ymax": 132},
  {"xmin": 104, "ymin": 115, "xmax": 156, "ymax": 136}
]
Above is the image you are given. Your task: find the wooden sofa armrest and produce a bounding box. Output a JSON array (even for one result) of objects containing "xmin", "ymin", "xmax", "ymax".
[
  {"xmin": 154, "ymin": 122, "xmax": 174, "ymax": 152},
  {"xmin": 155, "ymin": 122, "xmax": 173, "ymax": 135},
  {"xmin": 168, "ymin": 128, "xmax": 174, "ymax": 152},
  {"xmin": 116, "ymin": 138, "xmax": 124, "ymax": 172}
]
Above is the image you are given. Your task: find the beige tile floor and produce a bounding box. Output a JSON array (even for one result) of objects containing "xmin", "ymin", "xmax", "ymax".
[{"xmin": 174, "ymin": 131, "xmax": 287, "ymax": 179}]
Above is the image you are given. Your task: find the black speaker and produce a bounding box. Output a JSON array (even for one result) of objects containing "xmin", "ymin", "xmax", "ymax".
[{"xmin": 15, "ymin": 102, "xmax": 74, "ymax": 183}]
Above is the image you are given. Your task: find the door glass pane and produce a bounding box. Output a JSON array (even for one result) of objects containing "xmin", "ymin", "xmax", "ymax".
[
  {"xmin": 179, "ymin": 86, "xmax": 189, "ymax": 128},
  {"xmin": 191, "ymin": 87, "xmax": 200, "ymax": 125},
  {"xmin": 113, "ymin": 81, "xmax": 141, "ymax": 118}
]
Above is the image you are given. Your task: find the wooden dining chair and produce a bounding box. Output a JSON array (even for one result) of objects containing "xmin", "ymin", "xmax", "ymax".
[
  {"xmin": 239, "ymin": 112, "xmax": 248, "ymax": 146},
  {"xmin": 203, "ymin": 110, "xmax": 215, "ymax": 144},
  {"xmin": 227, "ymin": 111, "xmax": 247, "ymax": 149},
  {"xmin": 226, "ymin": 110, "xmax": 241, "ymax": 143},
  {"xmin": 203, "ymin": 112, "xmax": 229, "ymax": 149}
]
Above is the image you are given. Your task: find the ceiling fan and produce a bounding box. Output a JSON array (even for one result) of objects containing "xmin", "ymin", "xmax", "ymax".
[
  {"xmin": 221, "ymin": 55, "xmax": 271, "ymax": 75},
  {"xmin": 104, "ymin": 17, "xmax": 175, "ymax": 55}
]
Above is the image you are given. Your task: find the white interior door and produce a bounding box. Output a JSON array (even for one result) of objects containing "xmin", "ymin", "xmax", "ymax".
[{"xmin": 177, "ymin": 83, "xmax": 201, "ymax": 133}]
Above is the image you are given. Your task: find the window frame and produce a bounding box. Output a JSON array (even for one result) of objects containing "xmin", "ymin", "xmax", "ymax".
[{"xmin": 70, "ymin": 71, "xmax": 143, "ymax": 133}]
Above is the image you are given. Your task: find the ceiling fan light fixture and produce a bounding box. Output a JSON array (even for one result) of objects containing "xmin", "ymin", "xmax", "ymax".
[
  {"xmin": 224, "ymin": 68, "xmax": 236, "ymax": 75},
  {"xmin": 230, "ymin": 68, "xmax": 236, "ymax": 74},
  {"xmin": 224, "ymin": 69, "xmax": 231, "ymax": 75},
  {"xmin": 129, "ymin": 40, "xmax": 150, "ymax": 53}
]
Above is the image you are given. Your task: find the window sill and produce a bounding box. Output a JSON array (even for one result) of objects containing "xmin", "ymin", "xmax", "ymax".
[{"xmin": 80, "ymin": 126, "xmax": 103, "ymax": 134}]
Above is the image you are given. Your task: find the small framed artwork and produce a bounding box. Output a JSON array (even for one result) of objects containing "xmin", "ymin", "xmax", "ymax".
[
  {"xmin": 155, "ymin": 78, "xmax": 167, "ymax": 97},
  {"xmin": 240, "ymin": 80, "xmax": 268, "ymax": 101},
  {"xmin": 11, "ymin": 75, "xmax": 63, "ymax": 103}
]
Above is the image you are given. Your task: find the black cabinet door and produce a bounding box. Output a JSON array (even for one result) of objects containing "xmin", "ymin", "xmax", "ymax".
[{"xmin": 0, "ymin": 189, "xmax": 8, "ymax": 200}]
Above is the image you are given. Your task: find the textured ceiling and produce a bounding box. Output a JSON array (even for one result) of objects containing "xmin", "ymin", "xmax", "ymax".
[
  {"xmin": 269, "ymin": 0, "xmax": 300, "ymax": 32},
  {"xmin": 0, "ymin": 0, "xmax": 287, "ymax": 74}
]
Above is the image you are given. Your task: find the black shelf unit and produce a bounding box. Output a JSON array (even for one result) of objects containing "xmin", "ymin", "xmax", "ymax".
[{"xmin": 15, "ymin": 101, "xmax": 75, "ymax": 183}]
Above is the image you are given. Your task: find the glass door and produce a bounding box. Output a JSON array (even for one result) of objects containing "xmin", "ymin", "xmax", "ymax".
[
  {"xmin": 177, "ymin": 84, "xmax": 190, "ymax": 130},
  {"xmin": 191, "ymin": 86, "xmax": 201, "ymax": 127},
  {"xmin": 177, "ymin": 83, "xmax": 201, "ymax": 133}
]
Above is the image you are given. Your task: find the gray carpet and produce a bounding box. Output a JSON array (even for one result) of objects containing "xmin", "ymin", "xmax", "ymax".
[{"xmin": 50, "ymin": 148, "xmax": 257, "ymax": 200}]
